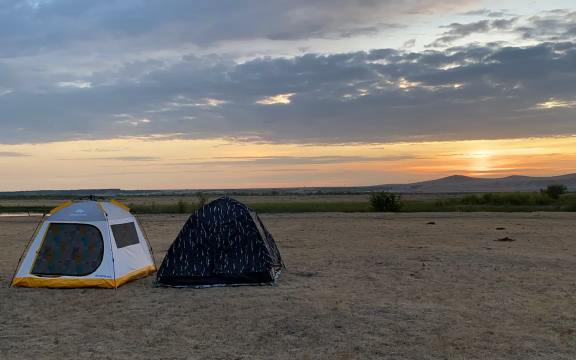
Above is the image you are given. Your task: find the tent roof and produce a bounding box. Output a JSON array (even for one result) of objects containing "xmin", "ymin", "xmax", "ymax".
[
  {"xmin": 100, "ymin": 201, "xmax": 133, "ymax": 221},
  {"xmin": 48, "ymin": 200, "xmax": 133, "ymax": 222}
]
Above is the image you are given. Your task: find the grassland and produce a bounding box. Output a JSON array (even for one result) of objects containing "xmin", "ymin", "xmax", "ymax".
[
  {"xmin": 75, "ymin": 192, "xmax": 576, "ymax": 214},
  {"xmin": 128, "ymin": 201, "xmax": 371, "ymax": 214},
  {"xmin": 0, "ymin": 192, "xmax": 575, "ymax": 215}
]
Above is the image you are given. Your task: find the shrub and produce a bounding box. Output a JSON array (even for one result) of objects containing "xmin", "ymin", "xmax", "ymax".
[
  {"xmin": 459, "ymin": 192, "xmax": 557, "ymax": 206},
  {"xmin": 506, "ymin": 192, "xmax": 532, "ymax": 206},
  {"xmin": 434, "ymin": 200, "xmax": 446, "ymax": 207},
  {"xmin": 482, "ymin": 193, "xmax": 494, "ymax": 203},
  {"xmin": 533, "ymin": 193, "xmax": 556, "ymax": 206},
  {"xmin": 196, "ymin": 191, "xmax": 209, "ymax": 207},
  {"xmin": 541, "ymin": 184, "xmax": 568, "ymax": 200},
  {"xmin": 462, "ymin": 194, "xmax": 482, "ymax": 205},
  {"xmin": 369, "ymin": 191, "xmax": 403, "ymax": 212},
  {"xmin": 177, "ymin": 198, "xmax": 189, "ymax": 213}
]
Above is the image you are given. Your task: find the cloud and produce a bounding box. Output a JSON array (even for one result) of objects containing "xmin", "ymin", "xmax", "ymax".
[
  {"xmin": 218, "ymin": 155, "xmax": 413, "ymax": 164},
  {"xmin": 267, "ymin": 23, "xmax": 406, "ymax": 41},
  {"xmin": 81, "ymin": 147, "xmax": 129, "ymax": 153},
  {"xmin": 542, "ymin": 9, "xmax": 572, "ymax": 15},
  {"xmin": 403, "ymin": 39, "xmax": 416, "ymax": 48},
  {"xmin": 460, "ymin": 9, "xmax": 515, "ymax": 18},
  {"xmin": 87, "ymin": 157, "xmax": 158, "ymax": 161},
  {"xmin": 167, "ymin": 156, "xmax": 416, "ymax": 166},
  {"xmin": 0, "ymin": 7, "xmax": 575, "ymax": 147},
  {"xmin": 252, "ymin": 168, "xmax": 319, "ymax": 172},
  {"xmin": 529, "ymin": 98, "xmax": 576, "ymax": 110},
  {"xmin": 0, "ymin": 151, "xmax": 29, "ymax": 157},
  {"xmin": 256, "ymin": 94, "xmax": 295, "ymax": 105},
  {"xmin": 516, "ymin": 11, "xmax": 576, "ymax": 41},
  {"xmin": 429, "ymin": 18, "xmax": 518, "ymax": 47},
  {"xmin": 0, "ymin": 0, "xmax": 476, "ymax": 59}
]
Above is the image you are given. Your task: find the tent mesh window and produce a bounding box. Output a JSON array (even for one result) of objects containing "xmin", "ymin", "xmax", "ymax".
[
  {"xmin": 31, "ymin": 223, "xmax": 104, "ymax": 276},
  {"xmin": 111, "ymin": 222, "xmax": 140, "ymax": 249}
]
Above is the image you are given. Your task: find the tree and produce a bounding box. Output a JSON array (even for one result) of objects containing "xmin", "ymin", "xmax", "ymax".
[
  {"xmin": 541, "ymin": 184, "xmax": 568, "ymax": 200},
  {"xmin": 369, "ymin": 191, "xmax": 403, "ymax": 212}
]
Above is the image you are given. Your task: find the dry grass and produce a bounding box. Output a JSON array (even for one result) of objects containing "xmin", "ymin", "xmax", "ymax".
[
  {"xmin": 6, "ymin": 193, "xmax": 574, "ymax": 215},
  {"xmin": 1, "ymin": 212, "xmax": 576, "ymax": 359},
  {"xmin": 0, "ymin": 193, "xmax": 463, "ymax": 208}
]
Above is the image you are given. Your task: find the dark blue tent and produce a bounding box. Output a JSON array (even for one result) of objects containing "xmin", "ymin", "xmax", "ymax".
[{"xmin": 156, "ymin": 197, "xmax": 283, "ymax": 288}]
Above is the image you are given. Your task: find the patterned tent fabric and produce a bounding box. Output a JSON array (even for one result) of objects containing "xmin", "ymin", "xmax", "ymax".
[
  {"xmin": 156, "ymin": 197, "xmax": 283, "ymax": 288},
  {"xmin": 32, "ymin": 223, "xmax": 104, "ymax": 276}
]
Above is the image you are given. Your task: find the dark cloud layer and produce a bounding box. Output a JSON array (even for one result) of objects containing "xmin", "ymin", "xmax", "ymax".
[
  {"xmin": 1, "ymin": 37, "xmax": 575, "ymax": 145},
  {"xmin": 0, "ymin": 0, "xmax": 475, "ymax": 58},
  {"xmin": 0, "ymin": 3, "xmax": 575, "ymax": 147}
]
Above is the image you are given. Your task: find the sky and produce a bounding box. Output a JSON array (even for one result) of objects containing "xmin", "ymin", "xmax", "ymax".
[{"xmin": 0, "ymin": 0, "xmax": 575, "ymax": 191}]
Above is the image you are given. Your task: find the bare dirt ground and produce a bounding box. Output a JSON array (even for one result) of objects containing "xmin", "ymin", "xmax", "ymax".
[{"xmin": 1, "ymin": 212, "xmax": 575, "ymax": 359}]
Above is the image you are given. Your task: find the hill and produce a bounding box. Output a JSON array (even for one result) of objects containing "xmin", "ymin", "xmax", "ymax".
[
  {"xmin": 0, "ymin": 173, "xmax": 574, "ymax": 196},
  {"xmin": 377, "ymin": 173, "xmax": 576, "ymax": 193}
]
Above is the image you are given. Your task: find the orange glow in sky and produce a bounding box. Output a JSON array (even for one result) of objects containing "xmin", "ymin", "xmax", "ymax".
[{"xmin": 0, "ymin": 136, "xmax": 574, "ymax": 191}]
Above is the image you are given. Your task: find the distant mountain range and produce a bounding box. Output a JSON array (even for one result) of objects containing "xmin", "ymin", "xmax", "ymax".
[
  {"xmin": 0, "ymin": 173, "xmax": 574, "ymax": 196},
  {"xmin": 374, "ymin": 173, "xmax": 576, "ymax": 193}
]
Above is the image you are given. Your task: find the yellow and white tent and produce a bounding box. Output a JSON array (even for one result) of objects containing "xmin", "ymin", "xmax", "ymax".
[{"xmin": 12, "ymin": 200, "xmax": 155, "ymax": 288}]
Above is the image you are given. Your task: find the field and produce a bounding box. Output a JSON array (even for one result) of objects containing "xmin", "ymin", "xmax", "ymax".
[
  {"xmin": 1, "ymin": 193, "xmax": 575, "ymax": 214},
  {"xmin": 1, "ymin": 212, "xmax": 576, "ymax": 359},
  {"xmin": 0, "ymin": 194, "xmax": 420, "ymax": 207}
]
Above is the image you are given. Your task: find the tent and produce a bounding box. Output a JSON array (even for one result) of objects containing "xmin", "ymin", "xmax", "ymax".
[
  {"xmin": 11, "ymin": 200, "xmax": 155, "ymax": 288},
  {"xmin": 156, "ymin": 197, "xmax": 283, "ymax": 288}
]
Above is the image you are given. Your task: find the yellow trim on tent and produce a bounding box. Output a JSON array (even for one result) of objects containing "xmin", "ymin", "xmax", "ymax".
[
  {"xmin": 11, "ymin": 276, "xmax": 116, "ymax": 289},
  {"xmin": 110, "ymin": 200, "xmax": 131, "ymax": 212},
  {"xmin": 11, "ymin": 264, "xmax": 155, "ymax": 289},
  {"xmin": 49, "ymin": 201, "xmax": 73, "ymax": 214},
  {"xmin": 97, "ymin": 201, "xmax": 106, "ymax": 214},
  {"xmin": 115, "ymin": 264, "xmax": 156, "ymax": 287}
]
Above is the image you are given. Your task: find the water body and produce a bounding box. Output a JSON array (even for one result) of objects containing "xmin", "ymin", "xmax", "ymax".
[{"xmin": 0, "ymin": 213, "xmax": 48, "ymax": 217}]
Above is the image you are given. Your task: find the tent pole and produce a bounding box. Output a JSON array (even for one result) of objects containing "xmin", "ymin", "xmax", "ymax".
[
  {"xmin": 106, "ymin": 216, "xmax": 117, "ymax": 289},
  {"xmin": 97, "ymin": 201, "xmax": 118, "ymax": 289},
  {"xmin": 134, "ymin": 213, "xmax": 159, "ymax": 288},
  {"xmin": 100, "ymin": 206, "xmax": 118, "ymax": 289},
  {"xmin": 9, "ymin": 214, "xmax": 45, "ymax": 288},
  {"xmin": 134, "ymin": 213, "xmax": 157, "ymax": 268}
]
